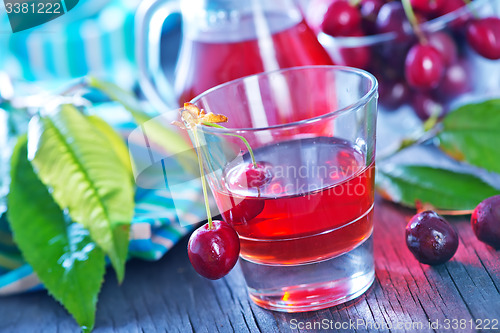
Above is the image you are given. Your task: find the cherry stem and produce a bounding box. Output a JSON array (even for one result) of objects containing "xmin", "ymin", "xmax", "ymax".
[
  {"xmin": 192, "ymin": 128, "xmax": 214, "ymax": 229},
  {"xmin": 348, "ymin": 0, "xmax": 361, "ymax": 7},
  {"xmin": 202, "ymin": 122, "xmax": 258, "ymax": 168},
  {"xmin": 415, "ymin": 200, "xmax": 437, "ymax": 214},
  {"xmin": 377, "ymin": 122, "xmax": 442, "ymax": 162},
  {"xmin": 401, "ymin": 0, "xmax": 428, "ymax": 44}
]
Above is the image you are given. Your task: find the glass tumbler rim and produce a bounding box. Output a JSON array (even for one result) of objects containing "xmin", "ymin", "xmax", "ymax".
[{"xmin": 188, "ymin": 65, "xmax": 378, "ymax": 134}]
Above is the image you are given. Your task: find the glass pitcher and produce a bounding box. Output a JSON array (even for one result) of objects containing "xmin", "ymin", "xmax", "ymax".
[{"xmin": 136, "ymin": 0, "xmax": 333, "ymax": 110}]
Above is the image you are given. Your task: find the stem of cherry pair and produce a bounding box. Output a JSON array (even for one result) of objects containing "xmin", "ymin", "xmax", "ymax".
[
  {"xmin": 191, "ymin": 128, "xmax": 215, "ymax": 229},
  {"xmin": 202, "ymin": 122, "xmax": 258, "ymax": 168},
  {"xmin": 401, "ymin": 0, "xmax": 427, "ymax": 44},
  {"xmin": 187, "ymin": 126, "xmax": 241, "ymax": 279},
  {"xmin": 191, "ymin": 121, "xmax": 260, "ymax": 230},
  {"xmin": 347, "ymin": 0, "xmax": 362, "ymax": 7}
]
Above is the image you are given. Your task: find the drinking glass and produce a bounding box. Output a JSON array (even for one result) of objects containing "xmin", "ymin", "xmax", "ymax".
[{"xmin": 187, "ymin": 66, "xmax": 378, "ymax": 312}]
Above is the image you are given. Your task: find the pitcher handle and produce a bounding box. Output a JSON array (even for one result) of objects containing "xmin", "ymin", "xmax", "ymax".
[{"xmin": 135, "ymin": 0, "xmax": 180, "ymax": 111}]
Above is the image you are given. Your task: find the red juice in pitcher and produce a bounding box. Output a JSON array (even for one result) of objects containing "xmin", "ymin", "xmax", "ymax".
[
  {"xmin": 213, "ymin": 136, "xmax": 375, "ymax": 266},
  {"xmin": 174, "ymin": 13, "xmax": 333, "ymax": 104}
]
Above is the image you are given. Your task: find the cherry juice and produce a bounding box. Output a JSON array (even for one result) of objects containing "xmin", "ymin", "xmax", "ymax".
[
  {"xmin": 174, "ymin": 13, "xmax": 333, "ymax": 104},
  {"xmin": 213, "ymin": 137, "xmax": 375, "ymax": 266}
]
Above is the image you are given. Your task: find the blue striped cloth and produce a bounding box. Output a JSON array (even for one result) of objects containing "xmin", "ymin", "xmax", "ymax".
[
  {"xmin": 0, "ymin": 103, "xmax": 205, "ymax": 295},
  {"xmin": 0, "ymin": 0, "xmax": 140, "ymax": 88}
]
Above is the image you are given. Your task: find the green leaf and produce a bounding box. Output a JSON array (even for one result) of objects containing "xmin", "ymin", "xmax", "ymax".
[
  {"xmin": 8, "ymin": 136, "xmax": 105, "ymax": 332},
  {"xmin": 28, "ymin": 105, "xmax": 134, "ymax": 282},
  {"xmin": 87, "ymin": 115, "xmax": 134, "ymax": 177},
  {"xmin": 438, "ymin": 99, "xmax": 500, "ymax": 174},
  {"xmin": 87, "ymin": 77, "xmax": 198, "ymax": 175},
  {"xmin": 376, "ymin": 165, "xmax": 500, "ymax": 212}
]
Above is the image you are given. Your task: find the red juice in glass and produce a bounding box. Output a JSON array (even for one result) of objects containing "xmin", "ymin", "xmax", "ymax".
[
  {"xmin": 189, "ymin": 66, "xmax": 378, "ymax": 312},
  {"xmin": 214, "ymin": 137, "xmax": 375, "ymax": 266},
  {"xmin": 174, "ymin": 13, "xmax": 333, "ymax": 104}
]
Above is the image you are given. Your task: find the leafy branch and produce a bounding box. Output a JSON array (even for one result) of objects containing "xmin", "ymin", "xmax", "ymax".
[
  {"xmin": 8, "ymin": 136, "xmax": 106, "ymax": 333},
  {"xmin": 1, "ymin": 78, "xmax": 173, "ymax": 332}
]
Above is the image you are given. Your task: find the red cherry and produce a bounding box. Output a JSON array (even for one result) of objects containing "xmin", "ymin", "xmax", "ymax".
[
  {"xmin": 333, "ymin": 30, "xmax": 371, "ymax": 69},
  {"xmin": 439, "ymin": 0, "xmax": 466, "ymax": 16},
  {"xmin": 221, "ymin": 196, "xmax": 265, "ymax": 226},
  {"xmin": 379, "ymin": 80, "xmax": 411, "ymax": 111},
  {"xmin": 439, "ymin": 0, "xmax": 470, "ymax": 29},
  {"xmin": 234, "ymin": 162, "xmax": 273, "ymax": 189},
  {"xmin": 405, "ymin": 44, "xmax": 444, "ymax": 90},
  {"xmin": 438, "ymin": 61, "xmax": 472, "ymax": 100},
  {"xmin": 466, "ymin": 17, "xmax": 500, "ymax": 60},
  {"xmin": 376, "ymin": 2, "xmax": 412, "ymax": 39},
  {"xmin": 410, "ymin": 0, "xmax": 445, "ymax": 15},
  {"xmin": 321, "ymin": 0, "xmax": 362, "ymax": 37},
  {"xmin": 360, "ymin": 0, "xmax": 385, "ymax": 34},
  {"xmin": 377, "ymin": 42, "xmax": 413, "ymax": 78},
  {"xmin": 406, "ymin": 210, "xmax": 459, "ymax": 265},
  {"xmin": 338, "ymin": 45, "xmax": 371, "ymax": 69},
  {"xmin": 306, "ymin": 0, "xmax": 339, "ymax": 34},
  {"xmin": 427, "ymin": 31, "xmax": 458, "ymax": 66},
  {"xmin": 471, "ymin": 195, "xmax": 500, "ymax": 249},
  {"xmin": 187, "ymin": 220, "xmax": 240, "ymax": 280},
  {"xmin": 412, "ymin": 91, "xmax": 448, "ymax": 120}
]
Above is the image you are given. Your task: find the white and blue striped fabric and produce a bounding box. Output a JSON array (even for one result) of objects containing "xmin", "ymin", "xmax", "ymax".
[{"xmin": 0, "ymin": 0, "xmax": 140, "ymax": 88}]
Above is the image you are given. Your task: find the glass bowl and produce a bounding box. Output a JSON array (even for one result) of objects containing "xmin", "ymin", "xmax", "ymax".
[{"xmin": 306, "ymin": 0, "xmax": 500, "ymax": 119}]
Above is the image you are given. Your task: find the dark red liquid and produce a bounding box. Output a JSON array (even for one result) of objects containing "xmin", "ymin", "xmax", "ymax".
[
  {"xmin": 175, "ymin": 15, "xmax": 333, "ymax": 105},
  {"xmin": 213, "ymin": 137, "xmax": 375, "ymax": 265}
]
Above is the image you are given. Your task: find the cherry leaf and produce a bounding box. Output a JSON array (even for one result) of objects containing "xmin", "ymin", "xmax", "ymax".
[
  {"xmin": 438, "ymin": 99, "xmax": 500, "ymax": 174},
  {"xmin": 28, "ymin": 105, "xmax": 134, "ymax": 282},
  {"xmin": 7, "ymin": 136, "xmax": 105, "ymax": 332},
  {"xmin": 376, "ymin": 165, "xmax": 500, "ymax": 212}
]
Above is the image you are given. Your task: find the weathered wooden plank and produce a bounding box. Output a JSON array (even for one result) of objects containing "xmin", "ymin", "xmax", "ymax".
[{"xmin": 0, "ymin": 199, "xmax": 499, "ymax": 332}]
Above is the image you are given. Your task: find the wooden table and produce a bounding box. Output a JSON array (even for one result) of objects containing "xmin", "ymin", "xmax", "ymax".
[{"xmin": 1, "ymin": 196, "xmax": 499, "ymax": 332}]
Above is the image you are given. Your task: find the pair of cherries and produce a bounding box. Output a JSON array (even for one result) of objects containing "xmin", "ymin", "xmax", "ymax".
[{"xmin": 188, "ymin": 162, "xmax": 272, "ymax": 280}]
